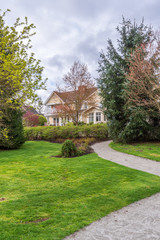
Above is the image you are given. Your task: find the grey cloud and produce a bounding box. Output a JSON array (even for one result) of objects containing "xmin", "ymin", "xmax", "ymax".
[
  {"xmin": 48, "ymin": 55, "xmax": 63, "ymax": 69},
  {"xmin": 47, "ymin": 54, "xmax": 77, "ymax": 69},
  {"xmin": 1, "ymin": 0, "xmax": 160, "ymax": 102},
  {"xmin": 75, "ymin": 37, "xmax": 99, "ymax": 63}
]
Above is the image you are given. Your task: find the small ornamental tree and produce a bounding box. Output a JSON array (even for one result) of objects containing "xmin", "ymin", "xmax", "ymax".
[
  {"xmin": 23, "ymin": 112, "xmax": 39, "ymax": 126},
  {"xmin": 23, "ymin": 112, "xmax": 47, "ymax": 126}
]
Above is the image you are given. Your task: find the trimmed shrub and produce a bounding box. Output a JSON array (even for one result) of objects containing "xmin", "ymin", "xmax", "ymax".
[
  {"xmin": 61, "ymin": 140, "xmax": 77, "ymax": 157},
  {"xmin": 38, "ymin": 115, "xmax": 47, "ymax": 126},
  {"xmin": 24, "ymin": 123, "xmax": 108, "ymax": 141},
  {"xmin": 0, "ymin": 108, "xmax": 25, "ymax": 149}
]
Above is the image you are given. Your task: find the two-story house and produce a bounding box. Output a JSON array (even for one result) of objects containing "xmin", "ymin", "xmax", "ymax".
[{"xmin": 44, "ymin": 86, "xmax": 107, "ymax": 126}]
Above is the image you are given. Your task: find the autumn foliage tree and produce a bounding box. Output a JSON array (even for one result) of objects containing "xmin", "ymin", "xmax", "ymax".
[
  {"xmin": 122, "ymin": 35, "xmax": 160, "ymax": 140},
  {"xmin": 125, "ymin": 40, "xmax": 160, "ymax": 113},
  {"xmin": 56, "ymin": 61, "xmax": 96, "ymax": 125},
  {"xmin": 0, "ymin": 10, "xmax": 47, "ymax": 148}
]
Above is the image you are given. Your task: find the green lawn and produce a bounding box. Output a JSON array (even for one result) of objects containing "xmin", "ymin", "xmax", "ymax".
[
  {"xmin": 110, "ymin": 142, "xmax": 160, "ymax": 162},
  {"xmin": 0, "ymin": 141, "xmax": 160, "ymax": 240}
]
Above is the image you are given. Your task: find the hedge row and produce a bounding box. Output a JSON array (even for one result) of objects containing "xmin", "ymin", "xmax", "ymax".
[{"xmin": 24, "ymin": 123, "xmax": 108, "ymax": 141}]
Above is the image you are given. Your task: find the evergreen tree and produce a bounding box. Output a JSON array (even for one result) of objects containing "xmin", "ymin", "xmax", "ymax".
[
  {"xmin": 0, "ymin": 107, "xmax": 25, "ymax": 149},
  {"xmin": 98, "ymin": 17, "xmax": 152, "ymax": 142}
]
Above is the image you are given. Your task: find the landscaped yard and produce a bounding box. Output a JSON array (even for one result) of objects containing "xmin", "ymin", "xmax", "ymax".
[
  {"xmin": 0, "ymin": 141, "xmax": 160, "ymax": 240},
  {"xmin": 110, "ymin": 142, "xmax": 160, "ymax": 162}
]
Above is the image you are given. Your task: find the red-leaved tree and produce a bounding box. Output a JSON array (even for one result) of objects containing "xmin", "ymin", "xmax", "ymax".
[
  {"xmin": 125, "ymin": 34, "xmax": 160, "ymax": 114},
  {"xmin": 23, "ymin": 112, "xmax": 39, "ymax": 126}
]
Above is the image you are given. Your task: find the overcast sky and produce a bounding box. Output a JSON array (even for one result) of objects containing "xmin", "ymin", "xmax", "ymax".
[{"xmin": 1, "ymin": 0, "xmax": 160, "ymax": 102}]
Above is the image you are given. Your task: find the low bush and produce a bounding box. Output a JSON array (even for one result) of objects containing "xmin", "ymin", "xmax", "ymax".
[
  {"xmin": 61, "ymin": 140, "xmax": 77, "ymax": 157},
  {"xmin": 74, "ymin": 137, "xmax": 96, "ymax": 155},
  {"xmin": 24, "ymin": 123, "xmax": 108, "ymax": 141}
]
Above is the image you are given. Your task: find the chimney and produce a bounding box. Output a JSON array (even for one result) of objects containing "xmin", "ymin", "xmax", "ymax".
[{"xmin": 78, "ymin": 85, "xmax": 87, "ymax": 92}]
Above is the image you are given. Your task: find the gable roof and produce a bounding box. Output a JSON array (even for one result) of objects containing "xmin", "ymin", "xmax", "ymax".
[
  {"xmin": 44, "ymin": 91, "xmax": 65, "ymax": 105},
  {"xmin": 82, "ymin": 106, "xmax": 102, "ymax": 113},
  {"xmin": 45, "ymin": 87, "xmax": 98, "ymax": 105},
  {"xmin": 23, "ymin": 105, "xmax": 39, "ymax": 114}
]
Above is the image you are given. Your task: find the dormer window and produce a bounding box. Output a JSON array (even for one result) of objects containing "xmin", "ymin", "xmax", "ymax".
[
  {"xmin": 84, "ymin": 102, "xmax": 88, "ymax": 109},
  {"xmin": 99, "ymin": 103, "xmax": 102, "ymax": 108}
]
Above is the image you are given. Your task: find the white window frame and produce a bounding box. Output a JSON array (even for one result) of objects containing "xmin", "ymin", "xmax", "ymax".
[
  {"xmin": 89, "ymin": 113, "xmax": 94, "ymax": 123},
  {"xmin": 53, "ymin": 117, "xmax": 59, "ymax": 126},
  {"xmin": 104, "ymin": 114, "xmax": 107, "ymax": 121},
  {"xmin": 96, "ymin": 112, "xmax": 101, "ymax": 122}
]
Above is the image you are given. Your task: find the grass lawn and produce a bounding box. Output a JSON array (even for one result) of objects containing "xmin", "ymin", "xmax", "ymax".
[
  {"xmin": 0, "ymin": 141, "xmax": 160, "ymax": 240},
  {"xmin": 110, "ymin": 142, "xmax": 160, "ymax": 162}
]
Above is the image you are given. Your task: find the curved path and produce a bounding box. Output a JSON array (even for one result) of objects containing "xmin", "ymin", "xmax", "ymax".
[
  {"xmin": 64, "ymin": 141, "xmax": 160, "ymax": 240},
  {"xmin": 92, "ymin": 141, "xmax": 160, "ymax": 176}
]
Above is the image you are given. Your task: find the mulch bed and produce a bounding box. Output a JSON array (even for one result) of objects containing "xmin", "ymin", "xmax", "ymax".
[
  {"xmin": 50, "ymin": 146, "xmax": 94, "ymax": 158},
  {"xmin": 0, "ymin": 198, "xmax": 6, "ymax": 202}
]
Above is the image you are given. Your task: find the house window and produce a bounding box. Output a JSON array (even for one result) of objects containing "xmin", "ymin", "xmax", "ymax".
[
  {"xmin": 99, "ymin": 103, "xmax": 102, "ymax": 108},
  {"xmin": 96, "ymin": 112, "xmax": 101, "ymax": 122},
  {"xmin": 53, "ymin": 117, "xmax": 59, "ymax": 126},
  {"xmin": 104, "ymin": 114, "xmax": 107, "ymax": 121},
  {"xmin": 89, "ymin": 113, "xmax": 94, "ymax": 123},
  {"xmin": 84, "ymin": 102, "xmax": 88, "ymax": 109}
]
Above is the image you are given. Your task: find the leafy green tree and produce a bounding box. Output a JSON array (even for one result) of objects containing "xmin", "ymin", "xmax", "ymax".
[
  {"xmin": 98, "ymin": 17, "xmax": 152, "ymax": 142},
  {"xmin": 0, "ymin": 10, "xmax": 47, "ymax": 146},
  {"xmin": 0, "ymin": 107, "xmax": 25, "ymax": 149}
]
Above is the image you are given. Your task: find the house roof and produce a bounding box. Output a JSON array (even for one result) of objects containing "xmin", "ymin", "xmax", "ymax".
[
  {"xmin": 45, "ymin": 87, "xmax": 98, "ymax": 105},
  {"xmin": 23, "ymin": 105, "xmax": 39, "ymax": 115},
  {"xmin": 82, "ymin": 106, "xmax": 103, "ymax": 113}
]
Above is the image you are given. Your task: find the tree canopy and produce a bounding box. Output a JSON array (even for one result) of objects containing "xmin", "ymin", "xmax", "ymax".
[
  {"xmin": 97, "ymin": 17, "xmax": 158, "ymax": 142},
  {"xmin": 0, "ymin": 10, "xmax": 47, "ymax": 119},
  {"xmin": 0, "ymin": 9, "xmax": 47, "ymax": 146}
]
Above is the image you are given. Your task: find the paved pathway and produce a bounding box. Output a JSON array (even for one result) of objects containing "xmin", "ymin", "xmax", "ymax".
[
  {"xmin": 92, "ymin": 141, "xmax": 160, "ymax": 176},
  {"xmin": 64, "ymin": 141, "xmax": 160, "ymax": 240}
]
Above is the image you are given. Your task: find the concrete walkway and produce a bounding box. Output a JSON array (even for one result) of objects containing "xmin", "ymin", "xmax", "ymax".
[
  {"xmin": 92, "ymin": 141, "xmax": 160, "ymax": 176},
  {"xmin": 64, "ymin": 141, "xmax": 160, "ymax": 240}
]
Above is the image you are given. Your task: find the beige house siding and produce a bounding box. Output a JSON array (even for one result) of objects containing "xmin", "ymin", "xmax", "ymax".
[
  {"xmin": 49, "ymin": 116, "xmax": 54, "ymax": 124},
  {"xmin": 82, "ymin": 114, "xmax": 87, "ymax": 123},
  {"xmin": 47, "ymin": 93, "xmax": 63, "ymax": 105},
  {"xmin": 45, "ymin": 89, "xmax": 107, "ymax": 125},
  {"xmin": 87, "ymin": 91, "xmax": 102, "ymax": 108}
]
